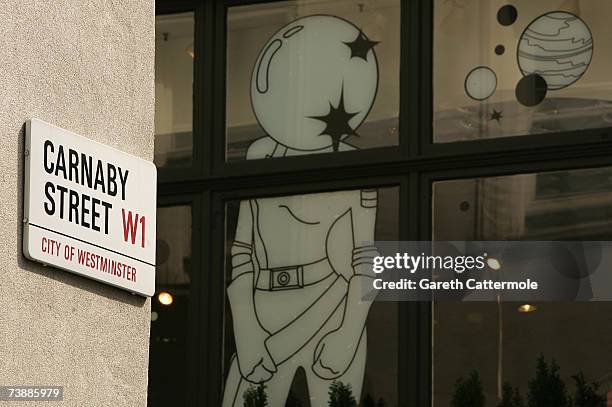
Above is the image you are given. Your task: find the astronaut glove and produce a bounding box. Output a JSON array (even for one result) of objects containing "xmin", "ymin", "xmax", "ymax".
[
  {"xmin": 227, "ymin": 272, "xmax": 277, "ymax": 383},
  {"xmin": 312, "ymin": 325, "xmax": 362, "ymax": 380}
]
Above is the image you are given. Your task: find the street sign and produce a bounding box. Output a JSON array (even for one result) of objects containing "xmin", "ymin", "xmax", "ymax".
[{"xmin": 23, "ymin": 119, "xmax": 157, "ymax": 296}]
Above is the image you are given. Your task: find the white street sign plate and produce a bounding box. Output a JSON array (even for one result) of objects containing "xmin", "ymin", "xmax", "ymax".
[{"xmin": 23, "ymin": 119, "xmax": 157, "ymax": 296}]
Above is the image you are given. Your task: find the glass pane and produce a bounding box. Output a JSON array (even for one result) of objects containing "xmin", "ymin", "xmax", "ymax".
[
  {"xmin": 155, "ymin": 13, "xmax": 194, "ymax": 168},
  {"xmin": 432, "ymin": 168, "xmax": 612, "ymax": 406},
  {"xmin": 148, "ymin": 205, "xmax": 192, "ymax": 407},
  {"xmin": 223, "ymin": 187, "xmax": 399, "ymax": 406},
  {"xmin": 434, "ymin": 1, "xmax": 612, "ymax": 142},
  {"xmin": 226, "ymin": 0, "xmax": 400, "ymax": 161}
]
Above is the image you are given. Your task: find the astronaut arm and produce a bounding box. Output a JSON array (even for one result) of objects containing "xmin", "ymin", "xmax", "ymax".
[
  {"xmin": 341, "ymin": 188, "xmax": 379, "ymax": 330},
  {"xmin": 312, "ymin": 189, "xmax": 379, "ymax": 379},
  {"xmin": 227, "ymin": 200, "xmax": 257, "ymax": 318},
  {"xmin": 227, "ymin": 200, "xmax": 276, "ymax": 382}
]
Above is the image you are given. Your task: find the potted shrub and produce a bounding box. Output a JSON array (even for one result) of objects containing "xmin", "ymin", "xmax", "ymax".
[
  {"xmin": 328, "ymin": 381, "xmax": 357, "ymax": 407},
  {"xmin": 499, "ymin": 382, "xmax": 525, "ymax": 407},
  {"xmin": 451, "ymin": 370, "xmax": 485, "ymax": 407},
  {"xmin": 527, "ymin": 356, "xmax": 569, "ymax": 407},
  {"xmin": 571, "ymin": 372, "xmax": 606, "ymax": 407},
  {"xmin": 243, "ymin": 383, "xmax": 268, "ymax": 407}
]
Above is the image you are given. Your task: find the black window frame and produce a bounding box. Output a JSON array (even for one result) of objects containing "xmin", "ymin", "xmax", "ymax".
[
  {"xmin": 153, "ymin": 0, "xmax": 612, "ymax": 406},
  {"xmin": 152, "ymin": 193, "xmax": 203, "ymax": 406}
]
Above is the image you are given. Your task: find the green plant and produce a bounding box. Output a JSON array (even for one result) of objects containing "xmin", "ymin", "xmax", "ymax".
[
  {"xmin": 527, "ymin": 355, "xmax": 569, "ymax": 407},
  {"xmin": 451, "ymin": 370, "xmax": 485, "ymax": 407},
  {"xmin": 328, "ymin": 381, "xmax": 357, "ymax": 407},
  {"xmin": 499, "ymin": 382, "xmax": 525, "ymax": 407},
  {"xmin": 243, "ymin": 383, "xmax": 268, "ymax": 407},
  {"xmin": 512, "ymin": 386, "xmax": 525, "ymax": 407},
  {"xmin": 571, "ymin": 372, "xmax": 606, "ymax": 407}
]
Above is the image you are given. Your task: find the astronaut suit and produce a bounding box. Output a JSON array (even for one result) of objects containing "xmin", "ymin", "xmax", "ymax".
[{"xmin": 222, "ymin": 15, "xmax": 380, "ymax": 407}]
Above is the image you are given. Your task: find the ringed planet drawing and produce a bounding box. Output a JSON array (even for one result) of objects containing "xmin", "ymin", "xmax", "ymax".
[{"xmin": 517, "ymin": 11, "xmax": 593, "ymax": 91}]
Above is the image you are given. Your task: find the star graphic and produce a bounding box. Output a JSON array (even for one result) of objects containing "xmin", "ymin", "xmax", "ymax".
[
  {"xmin": 309, "ymin": 87, "xmax": 359, "ymax": 152},
  {"xmin": 343, "ymin": 29, "xmax": 379, "ymax": 61},
  {"xmin": 489, "ymin": 108, "xmax": 503, "ymax": 124}
]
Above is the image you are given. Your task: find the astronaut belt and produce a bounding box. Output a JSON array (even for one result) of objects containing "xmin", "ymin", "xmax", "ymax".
[{"xmin": 255, "ymin": 258, "xmax": 333, "ymax": 291}]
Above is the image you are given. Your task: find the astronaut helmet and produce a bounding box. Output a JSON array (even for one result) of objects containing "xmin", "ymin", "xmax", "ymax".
[{"xmin": 251, "ymin": 15, "xmax": 379, "ymax": 152}]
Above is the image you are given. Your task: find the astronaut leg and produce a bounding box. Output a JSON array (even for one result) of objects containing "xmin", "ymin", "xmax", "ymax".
[
  {"xmin": 222, "ymin": 353, "xmax": 298, "ymax": 407},
  {"xmin": 306, "ymin": 329, "xmax": 368, "ymax": 407}
]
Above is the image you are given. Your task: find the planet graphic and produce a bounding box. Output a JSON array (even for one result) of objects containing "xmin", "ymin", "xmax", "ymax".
[
  {"xmin": 464, "ymin": 66, "xmax": 497, "ymax": 101},
  {"xmin": 517, "ymin": 11, "xmax": 593, "ymax": 90},
  {"xmin": 497, "ymin": 5, "xmax": 518, "ymax": 26},
  {"xmin": 516, "ymin": 73, "xmax": 548, "ymax": 107}
]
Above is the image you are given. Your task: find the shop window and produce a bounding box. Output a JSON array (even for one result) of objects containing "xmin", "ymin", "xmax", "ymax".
[
  {"xmin": 432, "ymin": 167, "xmax": 612, "ymax": 406},
  {"xmin": 155, "ymin": 13, "xmax": 195, "ymax": 168},
  {"xmin": 223, "ymin": 187, "xmax": 399, "ymax": 406},
  {"xmin": 225, "ymin": 0, "xmax": 400, "ymax": 161},
  {"xmin": 434, "ymin": 0, "xmax": 612, "ymax": 142},
  {"xmin": 152, "ymin": 0, "xmax": 612, "ymax": 405},
  {"xmin": 149, "ymin": 204, "xmax": 193, "ymax": 407}
]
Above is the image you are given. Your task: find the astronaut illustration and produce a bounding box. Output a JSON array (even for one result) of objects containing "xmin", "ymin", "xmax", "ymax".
[{"xmin": 223, "ymin": 15, "xmax": 380, "ymax": 407}]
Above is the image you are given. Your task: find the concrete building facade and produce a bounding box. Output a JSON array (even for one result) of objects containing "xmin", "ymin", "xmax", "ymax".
[{"xmin": 0, "ymin": 1, "xmax": 154, "ymax": 406}]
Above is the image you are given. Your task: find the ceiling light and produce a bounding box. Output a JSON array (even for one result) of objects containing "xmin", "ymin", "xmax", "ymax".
[
  {"xmin": 518, "ymin": 304, "xmax": 536, "ymax": 313},
  {"xmin": 157, "ymin": 291, "xmax": 174, "ymax": 306},
  {"xmin": 487, "ymin": 257, "xmax": 502, "ymax": 270}
]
